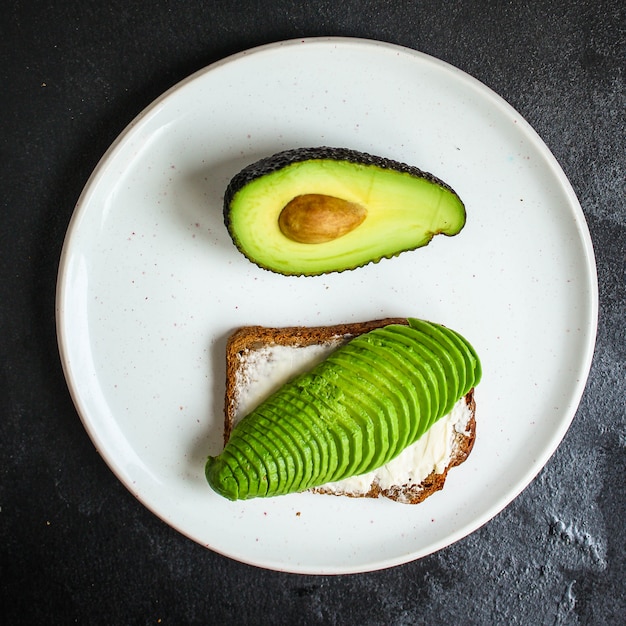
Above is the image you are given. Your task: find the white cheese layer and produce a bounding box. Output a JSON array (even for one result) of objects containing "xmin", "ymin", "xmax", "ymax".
[
  {"xmin": 323, "ymin": 399, "xmax": 471, "ymax": 494},
  {"xmin": 233, "ymin": 340, "xmax": 345, "ymax": 418},
  {"xmin": 232, "ymin": 341, "xmax": 471, "ymax": 495}
]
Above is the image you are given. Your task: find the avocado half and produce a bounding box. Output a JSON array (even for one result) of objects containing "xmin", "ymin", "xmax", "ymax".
[{"xmin": 223, "ymin": 147, "xmax": 466, "ymax": 276}]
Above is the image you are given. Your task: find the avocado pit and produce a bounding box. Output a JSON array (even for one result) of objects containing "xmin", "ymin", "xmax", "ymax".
[{"xmin": 278, "ymin": 194, "xmax": 367, "ymax": 244}]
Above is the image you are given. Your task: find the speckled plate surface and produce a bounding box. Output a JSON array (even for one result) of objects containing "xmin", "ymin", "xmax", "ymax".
[{"xmin": 56, "ymin": 37, "xmax": 597, "ymax": 574}]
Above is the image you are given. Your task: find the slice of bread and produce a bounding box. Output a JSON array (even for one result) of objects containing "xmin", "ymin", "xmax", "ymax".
[{"xmin": 223, "ymin": 318, "xmax": 476, "ymax": 504}]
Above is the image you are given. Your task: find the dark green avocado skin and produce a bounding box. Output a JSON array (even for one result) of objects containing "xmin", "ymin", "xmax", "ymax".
[{"xmin": 223, "ymin": 146, "xmax": 463, "ymax": 236}]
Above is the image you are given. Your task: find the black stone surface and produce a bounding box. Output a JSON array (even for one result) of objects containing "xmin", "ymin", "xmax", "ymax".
[{"xmin": 1, "ymin": 1, "xmax": 624, "ymax": 623}]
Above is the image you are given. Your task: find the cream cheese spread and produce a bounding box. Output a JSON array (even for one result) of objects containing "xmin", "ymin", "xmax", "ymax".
[
  {"xmin": 322, "ymin": 399, "xmax": 471, "ymax": 494},
  {"xmin": 233, "ymin": 341, "xmax": 471, "ymax": 495},
  {"xmin": 233, "ymin": 340, "xmax": 345, "ymax": 419}
]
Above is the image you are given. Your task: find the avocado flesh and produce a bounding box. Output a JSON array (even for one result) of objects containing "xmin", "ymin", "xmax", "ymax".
[
  {"xmin": 330, "ymin": 340, "xmax": 411, "ymax": 460},
  {"xmin": 224, "ymin": 147, "xmax": 466, "ymax": 276},
  {"xmin": 232, "ymin": 426, "xmax": 281, "ymax": 495},
  {"xmin": 299, "ymin": 370, "xmax": 365, "ymax": 485},
  {"xmin": 406, "ymin": 319, "xmax": 464, "ymax": 413},
  {"xmin": 205, "ymin": 319, "xmax": 481, "ymax": 501},
  {"xmin": 332, "ymin": 372, "xmax": 388, "ymax": 478},
  {"xmin": 326, "ymin": 350, "xmax": 397, "ymax": 478},
  {"xmin": 380, "ymin": 326, "xmax": 449, "ymax": 429},
  {"xmin": 251, "ymin": 407, "xmax": 306, "ymax": 494},
  {"xmin": 277, "ymin": 389, "xmax": 335, "ymax": 486},
  {"xmin": 358, "ymin": 331, "xmax": 426, "ymax": 445},
  {"xmin": 375, "ymin": 329, "xmax": 441, "ymax": 437}
]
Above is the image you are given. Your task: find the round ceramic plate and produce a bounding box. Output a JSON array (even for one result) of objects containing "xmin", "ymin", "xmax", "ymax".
[{"xmin": 56, "ymin": 38, "xmax": 597, "ymax": 574}]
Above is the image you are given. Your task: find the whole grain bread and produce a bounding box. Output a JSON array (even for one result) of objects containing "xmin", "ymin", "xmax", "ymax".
[{"xmin": 223, "ymin": 318, "xmax": 476, "ymax": 504}]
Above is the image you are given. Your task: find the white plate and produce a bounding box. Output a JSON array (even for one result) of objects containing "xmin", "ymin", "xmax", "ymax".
[{"xmin": 56, "ymin": 38, "xmax": 597, "ymax": 574}]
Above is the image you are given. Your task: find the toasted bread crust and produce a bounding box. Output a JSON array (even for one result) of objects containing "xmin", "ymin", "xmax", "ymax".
[{"xmin": 223, "ymin": 318, "xmax": 476, "ymax": 504}]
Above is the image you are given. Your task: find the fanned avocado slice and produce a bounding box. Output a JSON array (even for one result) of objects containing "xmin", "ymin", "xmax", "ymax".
[
  {"xmin": 332, "ymin": 337, "xmax": 413, "ymax": 459},
  {"xmin": 223, "ymin": 147, "xmax": 466, "ymax": 276},
  {"xmin": 358, "ymin": 331, "xmax": 424, "ymax": 446},
  {"xmin": 331, "ymin": 369, "xmax": 389, "ymax": 478},
  {"xmin": 278, "ymin": 389, "xmax": 336, "ymax": 486},
  {"xmin": 232, "ymin": 423, "xmax": 283, "ymax": 495},
  {"xmin": 376, "ymin": 327, "xmax": 444, "ymax": 432},
  {"xmin": 252, "ymin": 397, "xmax": 315, "ymax": 489},
  {"xmin": 206, "ymin": 319, "xmax": 481, "ymax": 501},
  {"xmin": 326, "ymin": 349, "xmax": 399, "ymax": 476},
  {"xmin": 220, "ymin": 437, "xmax": 267, "ymax": 498},
  {"xmin": 304, "ymin": 382, "xmax": 364, "ymax": 484},
  {"xmin": 408, "ymin": 318, "xmax": 467, "ymax": 404},
  {"xmin": 231, "ymin": 406, "xmax": 300, "ymax": 496},
  {"xmin": 387, "ymin": 324, "xmax": 457, "ymax": 419},
  {"xmin": 434, "ymin": 323, "xmax": 482, "ymax": 391}
]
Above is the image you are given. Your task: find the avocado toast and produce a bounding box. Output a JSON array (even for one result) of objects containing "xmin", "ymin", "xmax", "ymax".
[{"xmin": 206, "ymin": 318, "xmax": 481, "ymax": 503}]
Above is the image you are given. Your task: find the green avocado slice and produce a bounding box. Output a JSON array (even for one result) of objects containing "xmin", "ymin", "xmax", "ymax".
[
  {"xmin": 375, "ymin": 327, "xmax": 445, "ymax": 431},
  {"xmin": 330, "ymin": 370, "xmax": 390, "ymax": 478},
  {"xmin": 293, "ymin": 370, "xmax": 355, "ymax": 483},
  {"xmin": 231, "ymin": 423, "xmax": 284, "ymax": 496},
  {"xmin": 408, "ymin": 319, "xmax": 467, "ymax": 403},
  {"xmin": 206, "ymin": 319, "xmax": 481, "ymax": 501},
  {"xmin": 224, "ymin": 147, "xmax": 466, "ymax": 276},
  {"xmin": 242, "ymin": 398, "xmax": 315, "ymax": 494},
  {"xmin": 357, "ymin": 332, "xmax": 425, "ymax": 446},
  {"xmin": 277, "ymin": 388, "xmax": 337, "ymax": 486},
  {"xmin": 205, "ymin": 450, "xmax": 248, "ymax": 501},
  {"xmin": 326, "ymin": 350, "xmax": 398, "ymax": 477},
  {"xmin": 447, "ymin": 326, "xmax": 483, "ymax": 387},
  {"xmin": 330, "ymin": 339, "xmax": 413, "ymax": 461},
  {"xmin": 390, "ymin": 324, "xmax": 460, "ymax": 418},
  {"xmin": 206, "ymin": 436, "xmax": 261, "ymax": 500},
  {"xmin": 327, "ymin": 350, "xmax": 400, "ymax": 444},
  {"xmin": 230, "ymin": 405, "xmax": 302, "ymax": 496},
  {"xmin": 297, "ymin": 363, "xmax": 368, "ymax": 484}
]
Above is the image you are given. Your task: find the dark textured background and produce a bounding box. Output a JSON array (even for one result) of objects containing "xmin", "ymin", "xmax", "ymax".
[{"xmin": 1, "ymin": 1, "xmax": 624, "ymax": 624}]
